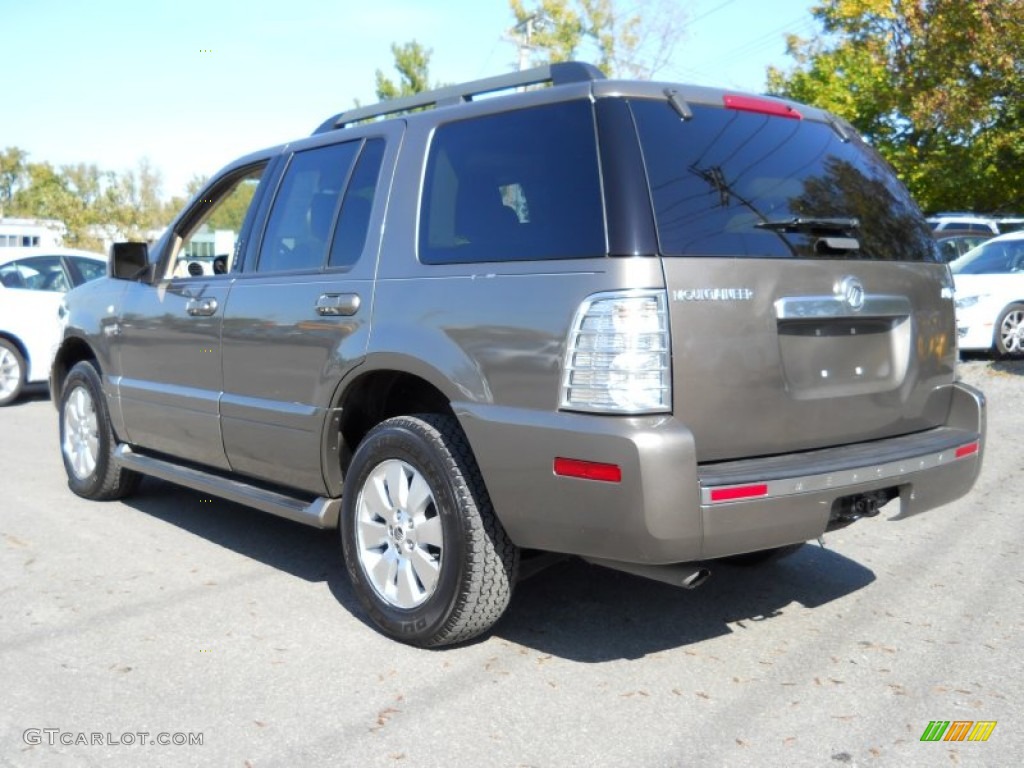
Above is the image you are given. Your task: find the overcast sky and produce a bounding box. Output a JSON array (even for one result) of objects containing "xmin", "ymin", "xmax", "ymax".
[{"xmin": 3, "ymin": 0, "xmax": 817, "ymax": 197}]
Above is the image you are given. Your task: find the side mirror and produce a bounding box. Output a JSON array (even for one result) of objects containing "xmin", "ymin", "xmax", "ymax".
[{"xmin": 110, "ymin": 242, "xmax": 150, "ymax": 281}]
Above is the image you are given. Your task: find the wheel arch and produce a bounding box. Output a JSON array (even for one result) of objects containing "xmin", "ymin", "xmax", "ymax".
[
  {"xmin": 51, "ymin": 337, "xmax": 100, "ymax": 406},
  {"xmin": 0, "ymin": 331, "xmax": 29, "ymax": 361},
  {"xmin": 323, "ymin": 364, "xmax": 458, "ymax": 496}
]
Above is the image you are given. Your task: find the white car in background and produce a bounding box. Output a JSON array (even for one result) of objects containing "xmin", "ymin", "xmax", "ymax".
[
  {"xmin": 951, "ymin": 231, "xmax": 1024, "ymax": 357},
  {"xmin": 0, "ymin": 247, "xmax": 107, "ymax": 405}
]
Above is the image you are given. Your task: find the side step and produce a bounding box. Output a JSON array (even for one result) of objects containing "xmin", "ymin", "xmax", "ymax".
[
  {"xmin": 583, "ymin": 557, "xmax": 711, "ymax": 589},
  {"xmin": 114, "ymin": 445, "xmax": 341, "ymax": 529}
]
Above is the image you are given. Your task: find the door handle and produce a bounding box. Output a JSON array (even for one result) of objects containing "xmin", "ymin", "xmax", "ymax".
[
  {"xmin": 186, "ymin": 297, "xmax": 218, "ymax": 316},
  {"xmin": 316, "ymin": 293, "xmax": 361, "ymax": 316}
]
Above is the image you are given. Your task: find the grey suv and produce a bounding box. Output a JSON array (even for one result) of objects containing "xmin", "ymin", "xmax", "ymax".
[{"xmin": 52, "ymin": 62, "xmax": 985, "ymax": 646}]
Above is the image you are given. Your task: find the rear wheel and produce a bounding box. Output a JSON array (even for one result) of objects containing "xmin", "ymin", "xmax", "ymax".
[
  {"xmin": 0, "ymin": 339, "xmax": 26, "ymax": 407},
  {"xmin": 341, "ymin": 414, "xmax": 518, "ymax": 647},
  {"xmin": 59, "ymin": 361, "xmax": 140, "ymax": 500},
  {"xmin": 995, "ymin": 303, "xmax": 1024, "ymax": 358}
]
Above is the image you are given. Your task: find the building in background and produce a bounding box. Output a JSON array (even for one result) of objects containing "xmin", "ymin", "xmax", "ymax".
[{"xmin": 0, "ymin": 218, "xmax": 65, "ymax": 248}]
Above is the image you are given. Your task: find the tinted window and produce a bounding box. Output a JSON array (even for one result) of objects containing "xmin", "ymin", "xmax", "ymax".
[
  {"xmin": 328, "ymin": 139, "xmax": 385, "ymax": 269},
  {"xmin": 258, "ymin": 142, "xmax": 360, "ymax": 273},
  {"xmin": 419, "ymin": 100, "xmax": 605, "ymax": 264},
  {"xmin": 631, "ymin": 100, "xmax": 936, "ymax": 261}
]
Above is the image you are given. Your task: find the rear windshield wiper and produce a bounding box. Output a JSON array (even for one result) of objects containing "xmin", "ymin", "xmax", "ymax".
[{"xmin": 755, "ymin": 216, "xmax": 860, "ymax": 234}]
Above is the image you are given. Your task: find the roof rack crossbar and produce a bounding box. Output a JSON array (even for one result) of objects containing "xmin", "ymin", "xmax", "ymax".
[{"xmin": 313, "ymin": 61, "xmax": 605, "ymax": 134}]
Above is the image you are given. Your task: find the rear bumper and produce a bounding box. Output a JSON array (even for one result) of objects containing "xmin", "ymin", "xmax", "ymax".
[{"xmin": 456, "ymin": 382, "xmax": 985, "ymax": 565}]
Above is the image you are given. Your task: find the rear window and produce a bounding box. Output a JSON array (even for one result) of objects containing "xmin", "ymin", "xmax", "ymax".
[
  {"xmin": 419, "ymin": 100, "xmax": 605, "ymax": 264},
  {"xmin": 630, "ymin": 100, "xmax": 936, "ymax": 262}
]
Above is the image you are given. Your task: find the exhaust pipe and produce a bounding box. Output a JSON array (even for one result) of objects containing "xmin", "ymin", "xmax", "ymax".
[{"xmin": 583, "ymin": 557, "xmax": 711, "ymax": 589}]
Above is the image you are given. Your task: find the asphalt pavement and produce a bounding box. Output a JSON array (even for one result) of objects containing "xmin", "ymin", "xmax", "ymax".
[{"xmin": 1, "ymin": 358, "xmax": 1021, "ymax": 767}]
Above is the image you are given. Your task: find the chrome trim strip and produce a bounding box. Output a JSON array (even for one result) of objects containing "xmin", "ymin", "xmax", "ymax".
[
  {"xmin": 774, "ymin": 294, "xmax": 911, "ymax": 320},
  {"xmin": 114, "ymin": 445, "xmax": 341, "ymax": 528},
  {"xmin": 701, "ymin": 440, "xmax": 978, "ymax": 505}
]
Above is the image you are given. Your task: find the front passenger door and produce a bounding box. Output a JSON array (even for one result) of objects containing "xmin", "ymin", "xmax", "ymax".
[{"xmin": 116, "ymin": 163, "xmax": 268, "ymax": 467}]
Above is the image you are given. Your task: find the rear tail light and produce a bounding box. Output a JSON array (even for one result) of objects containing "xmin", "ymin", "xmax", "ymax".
[{"xmin": 560, "ymin": 289, "xmax": 671, "ymax": 414}]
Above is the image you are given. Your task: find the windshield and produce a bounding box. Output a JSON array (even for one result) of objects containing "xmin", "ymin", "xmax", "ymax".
[
  {"xmin": 631, "ymin": 100, "xmax": 937, "ymax": 261},
  {"xmin": 950, "ymin": 238, "xmax": 1024, "ymax": 274}
]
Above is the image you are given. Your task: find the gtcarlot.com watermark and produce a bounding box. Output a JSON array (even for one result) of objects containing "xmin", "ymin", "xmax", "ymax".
[{"xmin": 23, "ymin": 729, "xmax": 203, "ymax": 747}]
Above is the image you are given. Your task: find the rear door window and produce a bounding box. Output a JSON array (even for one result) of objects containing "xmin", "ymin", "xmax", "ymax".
[
  {"xmin": 419, "ymin": 100, "xmax": 605, "ymax": 264},
  {"xmin": 257, "ymin": 142, "xmax": 360, "ymax": 273},
  {"xmin": 630, "ymin": 99, "xmax": 936, "ymax": 262}
]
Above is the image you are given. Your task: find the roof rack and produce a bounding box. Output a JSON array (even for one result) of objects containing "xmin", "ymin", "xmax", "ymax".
[{"xmin": 313, "ymin": 61, "xmax": 605, "ymax": 134}]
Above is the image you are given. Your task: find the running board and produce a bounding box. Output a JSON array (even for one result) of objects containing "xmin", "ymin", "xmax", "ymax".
[
  {"xmin": 583, "ymin": 557, "xmax": 711, "ymax": 589},
  {"xmin": 114, "ymin": 445, "xmax": 341, "ymax": 529}
]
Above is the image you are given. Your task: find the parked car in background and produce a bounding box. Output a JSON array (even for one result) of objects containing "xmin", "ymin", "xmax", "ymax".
[
  {"xmin": 935, "ymin": 232, "xmax": 991, "ymax": 263},
  {"xmin": 952, "ymin": 231, "xmax": 1024, "ymax": 357},
  {"xmin": 927, "ymin": 214, "xmax": 1000, "ymax": 235},
  {"xmin": 0, "ymin": 247, "xmax": 107, "ymax": 405},
  {"xmin": 994, "ymin": 216, "xmax": 1024, "ymax": 233}
]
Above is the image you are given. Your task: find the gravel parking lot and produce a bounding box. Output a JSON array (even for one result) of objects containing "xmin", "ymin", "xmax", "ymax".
[{"xmin": 1, "ymin": 358, "xmax": 1021, "ymax": 768}]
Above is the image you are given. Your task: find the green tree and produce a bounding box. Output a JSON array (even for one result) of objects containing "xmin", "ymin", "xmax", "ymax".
[
  {"xmin": 6, "ymin": 157, "xmax": 168, "ymax": 248},
  {"xmin": 375, "ymin": 40, "xmax": 434, "ymax": 99},
  {"xmin": 0, "ymin": 146, "xmax": 29, "ymax": 215},
  {"xmin": 206, "ymin": 179, "xmax": 258, "ymax": 232},
  {"xmin": 508, "ymin": 0, "xmax": 682, "ymax": 78},
  {"xmin": 767, "ymin": 0, "xmax": 1024, "ymax": 213},
  {"xmin": 109, "ymin": 158, "xmax": 167, "ymax": 238},
  {"xmin": 8, "ymin": 162, "xmax": 103, "ymax": 249}
]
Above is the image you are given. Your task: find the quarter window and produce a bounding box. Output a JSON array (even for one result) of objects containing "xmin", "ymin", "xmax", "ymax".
[{"xmin": 419, "ymin": 100, "xmax": 605, "ymax": 264}]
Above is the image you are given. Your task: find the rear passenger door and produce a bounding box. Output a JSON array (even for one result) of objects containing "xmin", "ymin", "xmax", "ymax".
[{"xmin": 220, "ymin": 126, "xmax": 398, "ymax": 493}]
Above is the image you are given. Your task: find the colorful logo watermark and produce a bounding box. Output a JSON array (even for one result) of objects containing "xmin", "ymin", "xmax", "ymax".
[{"xmin": 920, "ymin": 720, "xmax": 997, "ymax": 742}]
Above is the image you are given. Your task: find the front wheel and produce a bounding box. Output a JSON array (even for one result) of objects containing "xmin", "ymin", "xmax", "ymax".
[
  {"xmin": 340, "ymin": 414, "xmax": 518, "ymax": 647},
  {"xmin": 0, "ymin": 339, "xmax": 26, "ymax": 407},
  {"xmin": 995, "ymin": 302, "xmax": 1024, "ymax": 358},
  {"xmin": 59, "ymin": 361, "xmax": 140, "ymax": 500}
]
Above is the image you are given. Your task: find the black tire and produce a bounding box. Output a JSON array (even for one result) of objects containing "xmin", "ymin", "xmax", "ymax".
[
  {"xmin": 59, "ymin": 361, "xmax": 140, "ymax": 500},
  {"xmin": 719, "ymin": 543, "xmax": 805, "ymax": 566},
  {"xmin": 0, "ymin": 338, "xmax": 27, "ymax": 407},
  {"xmin": 995, "ymin": 302, "xmax": 1024, "ymax": 358},
  {"xmin": 340, "ymin": 414, "xmax": 519, "ymax": 647}
]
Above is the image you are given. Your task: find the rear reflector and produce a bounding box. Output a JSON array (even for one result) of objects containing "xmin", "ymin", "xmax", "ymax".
[
  {"xmin": 553, "ymin": 457, "xmax": 622, "ymax": 483},
  {"xmin": 955, "ymin": 442, "xmax": 980, "ymax": 459},
  {"xmin": 723, "ymin": 94, "xmax": 802, "ymax": 120},
  {"xmin": 709, "ymin": 483, "xmax": 769, "ymax": 503}
]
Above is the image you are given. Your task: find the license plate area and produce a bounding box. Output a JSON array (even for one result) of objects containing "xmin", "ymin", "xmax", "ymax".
[{"xmin": 777, "ymin": 316, "xmax": 911, "ymax": 399}]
